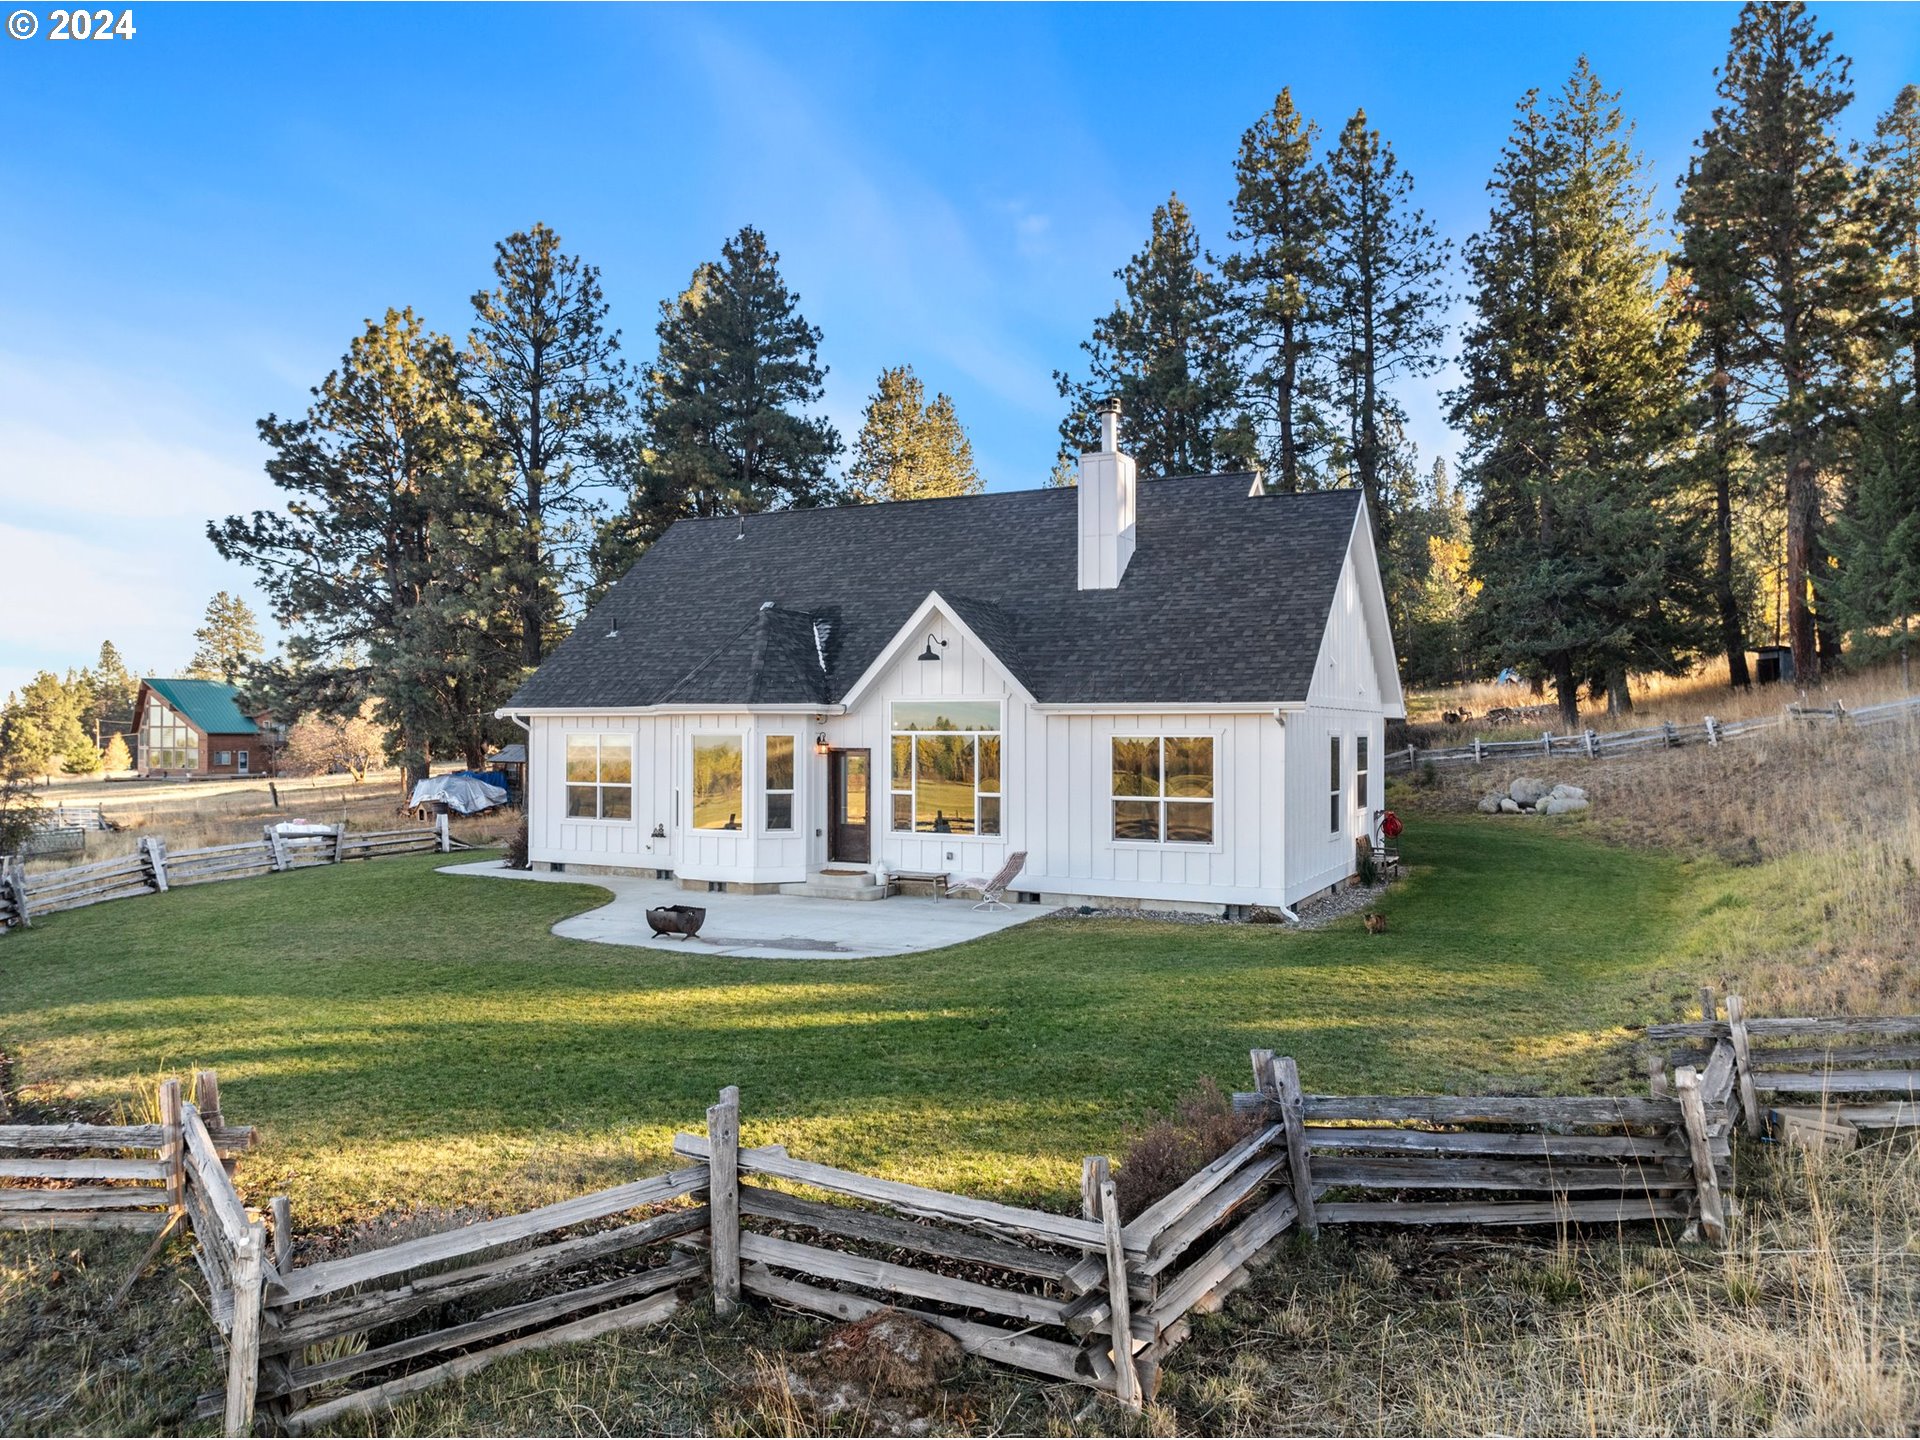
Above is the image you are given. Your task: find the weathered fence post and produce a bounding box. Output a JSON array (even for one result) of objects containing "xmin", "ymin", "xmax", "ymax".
[
  {"xmin": 1584, "ymin": 728, "xmax": 1597, "ymax": 760},
  {"xmin": 140, "ymin": 837, "xmax": 170, "ymax": 893},
  {"xmin": 262, "ymin": 826, "xmax": 287, "ymax": 873},
  {"xmin": 1080, "ymin": 1154, "xmax": 1109, "ymax": 1228},
  {"xmin": 225, "ymin": 1219, "xmax": 266, "ymax": 1436},
  {"xmin": 1642, "ymin": 1052, "xmax": 1668, "ymax": 1098},
  {"xmin": 707, "ymin": 1085, "xmax": 741, "ymax": 1315},
  {"xmin": 331, "ymin": 824, "xmax": 347, "ymax": 864},
  {"xmin": 1663, "ymin": 721, "xmax": 1678, "ymax": 748},
  {"xmin": 1673, "ymin": 1067, "xmax": 1727, "ymax": 1244},
  {"xmin": 1725, "ymin": 994, "xmax": 1763, "ymax": 1139},
  {"xmin": 269, "ymin": 1195, "xmax": 293, "ymax": 1272},
  {"xmin": 436, "ymin": 812, "xmax": 451, "ymax": 853},
  {"xmin": 5, "ymin": 861, "xmax": 30, "ymax": 929},
  {"xmin": 1472, "ymin": 737, "xmax": 1483, "ymax": 764},
  {"xmin": 195, "ymin": 1069, "xmax": 225, "ymax": 1134},
  {"xmin": 1097, "ymin": 1172, "xmax": 1142, "ymax": 1412},
  {"xmin": 1253, "ymin": 1050, "xmax": 1317, "ymax": 1236},
  {"xmin": 1699, "ymin": 986, "xmax": 1718, "ymax": 1024},
  {"xmin": 1705, "ymin": 715, "xmax": 1720, "ymax": 747},
  {"xmin": 158, "ymin": 1077, "xmax": 184, "ymax": 1214},
  {"xmin": 1405, "ymin": 743, "xmax": 1416, "ymax": 773},
  {"xmin": 1542, "ymin": 730, "xmax": 1553, "ymax": 757}
]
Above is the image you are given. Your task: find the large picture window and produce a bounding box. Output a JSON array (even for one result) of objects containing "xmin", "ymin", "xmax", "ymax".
[
  {"xmin": 764, "ymin": 734, "xmax": 795, "ymax": 831},
  {"xmin": 889, "ymin": 701, "xmax": 1001, "ymax": 836},
  {"xmin": 1112, "ymin": 736, "xmax": 1214, "ymax": 844},
  {"xmin": 141, "ymin": 699, "xmax": 198, "ymax": 772},
  {"xmin": 691, "ymin": 734, "xmax": 744, "ymax": 830},
  {"xmin": 565, "ymin": 734, "xmax": 633, "ymax": 820}
]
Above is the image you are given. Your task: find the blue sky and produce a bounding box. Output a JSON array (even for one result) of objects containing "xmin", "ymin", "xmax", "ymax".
[{"xmin": 2, "ymin": 2, "xmax": 1916, "ymax": 698}]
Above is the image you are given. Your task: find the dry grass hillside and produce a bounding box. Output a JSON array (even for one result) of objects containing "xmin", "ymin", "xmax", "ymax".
[{"xmin": 1407, "ymin": 657, "xmax": 1917, "ymax": 739}]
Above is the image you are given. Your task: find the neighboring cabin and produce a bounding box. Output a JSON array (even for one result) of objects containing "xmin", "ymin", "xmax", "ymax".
[
  {"xmin": 132, "ymin": 678, "xmax": 278, "ymax": 778},
  {"xmin": 500, "ymin": 406, "xmax": 1404, "ymax": 914}
]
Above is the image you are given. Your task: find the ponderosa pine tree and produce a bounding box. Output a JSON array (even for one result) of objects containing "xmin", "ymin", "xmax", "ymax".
[
  {"xmin": 211, "ymin": 309, "xmax": 515, "ymax": 788},
  {"xmin": 1869, "ymin": 84, "xmax": 1920, "ymax": 411},
  {"xmin": 1678, "ymin": 137, "xmax": 1760, "ymax": 689},
  {"xmin": 1055, "ymin": 193, "xmax": 1248, "ymax": 478},
  {"xmin": 467, "ymin": 224, "xmax": 629, "ymax": 670},
  {"xmin": 1454, "ymin": 63, "xmax": 1705, "ymax": 728},
  {"xmin": 1225, "ymin": 90, "xmax": 1336, "ymax": 492},
  {"xmin": 1324, "ymin": 110, "xmax": 1450, "ymax": 547},
  {"xmin": 186, "ymin": 592, "xmax": 265, "ymax": 681},
  {"xmin": 845, "ymin": 366, "xmax": 981, "ymax": 504},
  {"xmin": 652, "ymin": 226, "xmax": 840, "ymax": 515},
  {"xmin": 1679, "ymin": 2, "xmax": 1878, "ymax": 685}
]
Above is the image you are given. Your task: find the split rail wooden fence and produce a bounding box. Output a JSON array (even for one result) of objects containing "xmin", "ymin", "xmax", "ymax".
[
  {"xmin": 1384, "ymin": 692, "xmax": 1920, "ymax": 776},
  {"xmin": 0, "ymin": 816, "xmax": 461, "ymax": 932},
  {"xmin": 5, "ymin": 994, "xmax": 1917, "ymax": 1434}
]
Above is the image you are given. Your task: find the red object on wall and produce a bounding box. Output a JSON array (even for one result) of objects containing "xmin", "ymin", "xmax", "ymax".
[{"xmin": 1380, "ymin": 811, "xmax": 1403, "ymax": 839}]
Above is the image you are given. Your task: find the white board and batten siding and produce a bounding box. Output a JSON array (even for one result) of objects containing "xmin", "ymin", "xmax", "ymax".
[{"xmin": 1283, "ymin": 535, "xmax": 1397, "ymax": 906}]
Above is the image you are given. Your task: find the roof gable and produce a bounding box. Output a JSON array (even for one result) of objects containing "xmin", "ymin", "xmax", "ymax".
[
  {"xmin": 141, "ymin": 678, "xmax": 260, "ymax": 735},
  {"xmin": 507, "ymin": 478, "xmax": 1369, "ymax": 711}
]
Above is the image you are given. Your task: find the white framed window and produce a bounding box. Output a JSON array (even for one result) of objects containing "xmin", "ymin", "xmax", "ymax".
[
  {"xmin": 1328, "ymin": 735, "xmax": 1342, "ymax": 834},
  {"xmin": 764, "ymin": 734, "xmax": 795, "ymax": 831},
  {"xmin": 565, "ymin": 734, "xmax": 633, "ymax": 821},
  {"xmin": 888, "ymin": 700, "xmax": 1001, "ymax": 836},
  {"xmin": 1111, "ymin": 735, "xmax": 1215, "ymax": 844},
  {"xmin": 1356, "ymin": 735, "xmax": 1370, "ymax": 813},
  {"xmin": 691, "ymin": 734, "xmax": 744, "ymax": 831},
  {"xmin": 214, "ymin": 750, "xmax": 232, "ymax": 766}
]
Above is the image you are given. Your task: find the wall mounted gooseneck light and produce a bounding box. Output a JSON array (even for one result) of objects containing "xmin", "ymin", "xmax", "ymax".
[{"xmin": 918, "ymin": 634, "xmax": 947, "ymax": 662}]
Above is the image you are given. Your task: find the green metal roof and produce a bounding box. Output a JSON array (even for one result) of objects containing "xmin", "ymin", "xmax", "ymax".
[{"xmin": 142, "ymin": 678, "xmax": 259, "ymax": 736}]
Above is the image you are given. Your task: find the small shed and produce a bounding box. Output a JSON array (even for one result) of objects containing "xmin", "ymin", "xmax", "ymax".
[
  {"xmin": 1754, "ymin": 645, "xmax": 1795, "ymax": 686},
  {"xmin": 487, "ymin": 744, "xmax": 528, "ymax": 805}
]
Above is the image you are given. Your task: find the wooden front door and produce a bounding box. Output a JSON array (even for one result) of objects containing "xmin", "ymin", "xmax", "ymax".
[{"xmin": 828, "ymin": 749, "xmax": 871, "ymax": 864}]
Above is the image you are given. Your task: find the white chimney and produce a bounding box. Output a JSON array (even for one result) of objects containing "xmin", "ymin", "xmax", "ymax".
[{"xmin": 1077, "ymin": 398, "xmax": 1136, "ymax": 589}]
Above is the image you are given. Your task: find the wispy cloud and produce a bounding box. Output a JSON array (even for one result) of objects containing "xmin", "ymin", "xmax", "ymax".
[{"xmin": 0, "ymin": 350, "xmax": 278, "ymax": 696}]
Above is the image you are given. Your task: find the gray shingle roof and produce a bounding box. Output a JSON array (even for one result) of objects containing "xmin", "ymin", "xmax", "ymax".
[{"xmin": 507, "ymin": 475, "xmax": 1363, "ymax": 710}]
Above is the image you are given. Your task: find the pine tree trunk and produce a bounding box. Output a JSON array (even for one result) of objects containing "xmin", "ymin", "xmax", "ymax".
[
  {"xmin": 1710, "ymin": 369, "xmax": 1752, "ymax": 689},
  {"xmin": 1553, "ymin": 657, "xmax": 1580, "ymax": 731},
  {"xmin": 1606, "ymin": 671, "xmax": 1633, "ymax": 714},
  {"xmin": 1786, "ymin": 451, "xmax": 1820, "ymax": 685}
]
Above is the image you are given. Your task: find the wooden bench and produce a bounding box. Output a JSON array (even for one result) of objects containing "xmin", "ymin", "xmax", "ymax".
[{"xmin": 887, "ymin": 870, "xmax": 950, "ymax": 899}]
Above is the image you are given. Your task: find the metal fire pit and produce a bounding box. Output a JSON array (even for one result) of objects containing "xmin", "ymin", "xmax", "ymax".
[{"xmin": 645, "ymin": 904, "xmax": 707, "ymax": 939}]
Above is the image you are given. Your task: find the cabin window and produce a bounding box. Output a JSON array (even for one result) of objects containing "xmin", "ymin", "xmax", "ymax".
[
  {"xmin": 889, "ymin": 701, "xmax": 1001, "ymax": 836},
  {"xmin": 214, "ymin": 750, "xmax": 232, "ymax": 766},
  {"xmin": 1356, "ymin": 735, "xmax": 1370, "ymax": 812},
  {"xmin": 141, "ymin": 698, "xmax": 198, "ymax": 772},
  {"xmin": 764, "ymin": 734, "xmax": 795, "ymax": 831},
  {"xmin": 1111, "ymin": 735, "xmax": 1214, "ymax": 844},
  {"xmin": 565, "ymin": 734, "xmax": 633, "ymax": 820},
  {"xmin": 1328, "ymin": 735, "xmax": 1342, "ymax": 833},
  {"xmin": 691, "ymin": 734, "xmax": 744, "ymax": 830}
]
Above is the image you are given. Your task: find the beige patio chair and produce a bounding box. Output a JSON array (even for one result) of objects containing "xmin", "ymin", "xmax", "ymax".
[{"xmin": 947, "ymin": 851, "xmax": 1028, "ymax": 912}]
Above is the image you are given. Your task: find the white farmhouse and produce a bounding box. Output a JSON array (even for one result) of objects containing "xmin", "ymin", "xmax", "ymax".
[{"xmin": 499, "ymin": 406, "xmax": 1404, "ymax": 914}]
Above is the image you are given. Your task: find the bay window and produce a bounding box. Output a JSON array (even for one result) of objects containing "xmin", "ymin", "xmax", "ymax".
[
  {"xmin": 691, "ymin": 734, "xmax": 744, "ymax": 830},
  {"xmin": 764, "ymin": 734, "xmax": 795, "ymax": 831}
]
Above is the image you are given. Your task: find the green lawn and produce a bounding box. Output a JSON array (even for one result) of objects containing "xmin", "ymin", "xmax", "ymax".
[{"xmin": 0, "ymin": 814, "xmax": 1716, "ymax": 1223}]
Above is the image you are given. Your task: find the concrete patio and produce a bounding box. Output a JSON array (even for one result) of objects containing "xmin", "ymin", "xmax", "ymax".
[{"xmin": 438, "ymin": 859, "xmax": 1048, "ymax": 959}]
